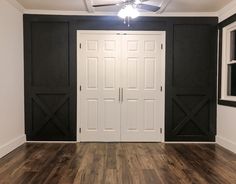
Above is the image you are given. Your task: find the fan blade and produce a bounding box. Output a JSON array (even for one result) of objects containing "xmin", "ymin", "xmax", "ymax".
[
  {"xmin": 137, "ymin": 4, "xmax": 160, "ymax": 12},
  {"xmin": 93, "ymin": 3, "xmax": 118, "ymax": 7},
  {"xmin": 93, "ymin": 0, "xmax": 150, "ymax": 8}
]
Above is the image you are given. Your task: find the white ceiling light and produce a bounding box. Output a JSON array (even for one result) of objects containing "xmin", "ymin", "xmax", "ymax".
[
  {"xmin": 118, "ymin": 5, "xmax": 139, "ymax": 26},
  {"xmin": 118, "ymin": 5, "xmax": 139, "ymax": 19}
]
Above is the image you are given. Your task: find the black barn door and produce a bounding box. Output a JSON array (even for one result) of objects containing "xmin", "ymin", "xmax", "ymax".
[
  {"xmin": 24, "ymin": 21, "xmax": 76, "ymax": 141},
  {"xmin": 165, "ymin": 23, "xmax": 217, "ymax": 141}
]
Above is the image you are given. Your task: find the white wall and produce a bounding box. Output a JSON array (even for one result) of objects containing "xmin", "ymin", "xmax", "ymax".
[
  {"xmin": 217, "ymin": 106, "xmax": 236, "ymax": 153},
  {"xmin": 0, "ymin": 0, "xmax": 25, "ymax": 158},
  {"xmin": 217, "ymin": 1, "xmax": 236, "ymax": 153}
]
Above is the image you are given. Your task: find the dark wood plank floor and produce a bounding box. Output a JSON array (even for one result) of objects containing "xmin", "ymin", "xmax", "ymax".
[{"xmin": 0, "ymin": 143, "xmax": 236, "ymax": 184}]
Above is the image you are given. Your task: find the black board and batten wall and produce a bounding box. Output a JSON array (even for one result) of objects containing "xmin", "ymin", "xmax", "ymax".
[{"xmin": 24, "ymin": 15, "xmax": 217, "ymax": 141}]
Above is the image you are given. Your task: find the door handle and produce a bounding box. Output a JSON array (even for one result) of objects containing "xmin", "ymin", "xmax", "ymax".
[
  {"xmin": 121, "ymin": 88, "xmax": 124, "ymax": 102},
  {"xmin": 119, "ymin": 88, "xmax": 121, "ymax": 102}
]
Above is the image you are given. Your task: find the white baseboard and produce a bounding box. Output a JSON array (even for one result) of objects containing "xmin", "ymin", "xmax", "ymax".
[
  {"xmin": 0, "ymin": 135, "xmax": 26, "ymax": 158},
  {"xmin": 27, "ymin": 141, "xmax": 77, "ymax": 143},
  {"xmin": 216, "ymin": 135, "xmax": 236, "ymax": 154},
  {"xmin": 165, "ymin": 142, "xmax": 216, "ymax": 144}
]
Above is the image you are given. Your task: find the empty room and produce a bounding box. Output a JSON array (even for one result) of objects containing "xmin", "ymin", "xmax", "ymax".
[{"xmin": 0, "ymin": 0, "xmax": 236, "ymax": 183}]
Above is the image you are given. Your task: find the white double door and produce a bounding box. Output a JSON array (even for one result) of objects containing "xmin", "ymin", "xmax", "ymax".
[{"xmin": 78, "ymin": 31, "xmax": 165, "ymax": 142}]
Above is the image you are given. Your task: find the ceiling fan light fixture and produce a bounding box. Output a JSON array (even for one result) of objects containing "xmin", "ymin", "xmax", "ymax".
[
  {"xmin": 118, "ymin": 8, "xmax": 126, "ymax": 19},
  {"xmin": 118, "ymin": 5, "xmax": 139, "ymax": 19}
]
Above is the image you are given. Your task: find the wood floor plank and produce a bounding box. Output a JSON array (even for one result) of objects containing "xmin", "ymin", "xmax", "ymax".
[
  {"xmin": 0, "ymin": 143, "xmax": 235, "ymax": 184},
  {"xmin": 106, "ymin": 143, "xmax": 117, "ymax": 170},
  {"xmin": 58, "ymin": 142, "xmax": 89, "ymax": 184},
  {"xmin": 104, "ymin": 169, "xmax": 118, "ymax": 184},
  {"xmin": 143, "ymin": 169, "xmax": 162, "ymax": 184},
  {"xmin": 29, "ymin": 144, "xmax": 65, "ymax": 184}
]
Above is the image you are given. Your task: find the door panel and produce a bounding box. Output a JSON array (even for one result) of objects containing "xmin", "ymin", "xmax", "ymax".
[
  {"xmin": 126, "ymin": 99, "xmax": 139, "ymax": 130},
  {"xmin": 87, "ymin": 99, "xmax": 98, "ymax": 130},
  {"xmin": 144, "ymin": 99, "xmax": 156, "ymax": 130},
  {"xmin": 127, "ymin": 58, "xmax": 139, "ymax": 89},
  {"xmin": 79, "ymin": 33, "xmax": 121, "ymax": 141},
  {"xmin": 121, "ymin": 34, "xmax": 162, "ymax": 142}
]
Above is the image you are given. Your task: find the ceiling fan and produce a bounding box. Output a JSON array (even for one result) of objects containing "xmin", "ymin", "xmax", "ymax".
[
  {"xmin": 93, "ymin": 0, "xmax": 160, "ymax": 26},
  {"xmin": 93, "ymin": 0, "xmax": 161, "ymax": 12}
]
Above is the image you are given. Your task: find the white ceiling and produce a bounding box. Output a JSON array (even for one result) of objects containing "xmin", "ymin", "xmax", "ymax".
[
  {"xmin": 16, "ymin": 0, "xmax": 232, "ymax": 13},
  {"xmin": 165, "ymin": 0, "xmax": 232, "ymax": 12}
]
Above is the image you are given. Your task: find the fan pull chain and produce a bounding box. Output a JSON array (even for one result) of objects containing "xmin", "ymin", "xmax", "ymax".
[{"xmin": 123, "ymin": 17, "xmax": 131, "ymax": 27}]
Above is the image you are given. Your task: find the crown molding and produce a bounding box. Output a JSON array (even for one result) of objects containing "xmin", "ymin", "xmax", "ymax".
[
  {"xmin": 6, "ymin": 0, "xmax": 24, "ymax": 13},
  {"xmin": 24, "ymin": 10, "xmax": 114, "ymax": 16},
  {"xmin": 218, "ymin": 0, "xmax": 236, "ymax": 22},
  {"xmin": 24, "ymin": 9, "xmax": 218, "ymax": 17}
]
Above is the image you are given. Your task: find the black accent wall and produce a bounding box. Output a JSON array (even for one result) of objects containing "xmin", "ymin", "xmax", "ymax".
[{"xmin": 24, "ymin": 15, "xmax": 217, "ymax": 141}]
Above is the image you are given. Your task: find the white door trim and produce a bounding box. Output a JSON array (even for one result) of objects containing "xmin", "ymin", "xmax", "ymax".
[{"xmin": 77, "ymin": 30, "xmax": 166, "ymax": 142}]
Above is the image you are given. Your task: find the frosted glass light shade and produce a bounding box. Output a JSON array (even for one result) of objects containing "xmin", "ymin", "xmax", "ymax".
[{"xmin": 118, "ymin": 5, "xmax": 139, "ymax": 19}]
